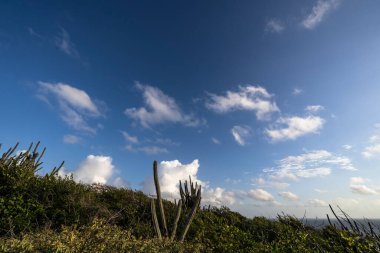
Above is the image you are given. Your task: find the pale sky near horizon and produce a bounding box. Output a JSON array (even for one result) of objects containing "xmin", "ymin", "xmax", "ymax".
[{"xmin": 1, "ymin": 0, "xmax": 380, "ymax": 218}]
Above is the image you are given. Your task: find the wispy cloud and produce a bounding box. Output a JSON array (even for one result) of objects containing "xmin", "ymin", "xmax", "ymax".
[
  {"xmin": 307, "ymin": 198, "xmax": 328, "ymax": 207},
  {"xmin": 63, "ymin": 134, "xmax": 81, "ymax": 144},
  {"xmin": 121, "ymin": 131, "xmax": 139, "ymax": 144},
  {"xmin": 125, "ymin": 82, "xmax": 203, "ymax": 128},
  {"xmin": 265, "ymin": 19, "xmax": 285, "ymax": 33},
  {"xmin": 301, "ymin": 0, "xmax": 341, "ymax": 29},
  {"xmin": 362, "ymin": 144, "xmax": 380, "ymax": 159},
  {"xmin": 305, "ymin": 105, "xmax": 325, "ymax": 113},
  {"xmin": 231, "ymin": 125, "xmax": 251, "ymax": 146},
  {"xmin": 206, "ymin": 85, "xmax": 279, "ymax": 120},
  {"xmin": 342, "ymin": 144, "xmax": 352, "ymax": 150},
  {"xmin": 292, "ymin": 88, "xmax": 303, "ymax": 96},
  {"xmin": 264, "ymin": 150, "xmax": 355, "ymax": 181},
  {"xmin": 37, "ymin": 82, "xmax": 104, "ymax": 134},
  {"xmin": 55, "ymin": 28, "xmax": 79, "ymax": 58},
  {"xmin": 265, "ymin": 116, "xmax": 325, "ymax": 141},
  {"xmin": 246, "ymin": 189, "xmax": 275, "ymax": 202},
  {"xmin": 350, "ymin": 184, "xmax": 377, "ymax": 195},
  {"xmin": 127, "ymin": 145, "xmax": 168, "ymax": 155},
  {"xmin": 211, "ymin": 137, "xmax": 221, "ymax": 145},
  {"xmin": 278, "ymin": 191, "xmax": 299, "ymax": 201}
]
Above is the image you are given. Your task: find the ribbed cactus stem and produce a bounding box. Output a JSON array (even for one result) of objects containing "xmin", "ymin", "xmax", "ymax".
[
  {"xmin": 179, "ymin": 186, "xmax": 201, "ymax": 242},
  {"xmin": 153, "ymin": 160, "xmax": 168, "ymax": 237},
  {"xmin": 151, "ymin": 198, "xmax": 162, "ymax": 240},
  {"xmin": 170, "ymin": 199, "xmax": 182, "ymax": 241}
]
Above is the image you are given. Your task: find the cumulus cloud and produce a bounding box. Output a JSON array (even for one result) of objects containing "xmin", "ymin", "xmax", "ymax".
[
  {"xmin": 265, "ymin": 19, "xmax": 285, "ymax": 33},
  {"xmin": 59, "ymin": 155, "xmax": 114, "ymax": 184},
  {"xmin": 305, "ymin": 105, "xmax": 324, "ymax": 112},
  {"xmin": 63, "ymin": 134, "xmax": 81, "ymax": 144},
  {"xmin": 205, "ymin": 85, "xmax": 279, "ymax": 120},
  {"xmin": 301, "ymin": 0, "xmax": 341, "ymax": 29},
  {"xmin": 55, "ymin": 28, "xmax": 79, "ymax": 58},
  {"xmin": 203, "ymin": 187, "xmax": 236, "ymax": 206},
  {"xmin": 278, "ymin": 191, "xmax": 299, "ymax": 201},
  {"xmin": 142, "ymin": 159, "xmax": 202, "ymax": 197},
  {"xmin": 141, "ymin": 159, "xmax": 236, "ymax": 206},
  {"xmin": 231, "ymin": 125, "xmax": 251, "ymax": 146},
  {"xmin": 264, "ymin": 150, "xmax": 355, "ymax": 181},
  {"xmin": 362, "ymin": 144, "xmax": 380, "ymax": 158},
  {"xmin": 265, "ymin": 116, "xmax": 325, "ymax": 141},
  {"xmin": 125, "ymin": 82, "xmax": 202, "ymax": 128},
  {"xmin": 37, "ymin": 82, "xmax": 103, "ymax": 134},
  {"xmin": 247, "ymin": 189, "xmax": 275, "ymax": 202}
]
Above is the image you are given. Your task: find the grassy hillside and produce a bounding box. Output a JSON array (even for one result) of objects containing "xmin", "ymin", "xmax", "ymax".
[{"xmin": 0, "ymin": 143, "xmax": 379, "ymax": 252}]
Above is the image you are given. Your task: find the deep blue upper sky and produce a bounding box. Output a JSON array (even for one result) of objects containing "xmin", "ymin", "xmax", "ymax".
[{"xmin": 1, "ymin": 0, "xmax": 380, "ymax": 217}]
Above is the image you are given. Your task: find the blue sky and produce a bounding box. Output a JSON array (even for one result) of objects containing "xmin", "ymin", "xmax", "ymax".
[{"xmin": 1, "ymin": 0, "xmax": 380, "ymax": 218}]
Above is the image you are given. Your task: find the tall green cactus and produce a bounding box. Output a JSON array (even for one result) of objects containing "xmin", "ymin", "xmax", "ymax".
[
  {"xmin": 153, "ymin": 160, "xmax": 168, "ymax": 237},
  {"xmin": 150, "ymin": 160, "xmax": 201, "ymax": 242}
]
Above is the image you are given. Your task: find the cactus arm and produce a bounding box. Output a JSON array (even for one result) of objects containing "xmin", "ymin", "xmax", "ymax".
[
  {"xmin": 170, "ymin": 199, "xmax": 182, "ymax": 241},
  {"xmin": 153, "ymin": 160, "xmax": 168, "ymax": 237},
  {"xmin": 151, "ymin": 198, "xmax": 162, "ymax": 240},
  {"xmin": 179, "ymin": 186, "xmax": 201, "ymax": 242}
]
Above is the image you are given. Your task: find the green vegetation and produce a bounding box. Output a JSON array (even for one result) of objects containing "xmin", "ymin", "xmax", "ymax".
[{"xmin": 1, "ymin": 143, "xmax": 380, "ymax": 252}]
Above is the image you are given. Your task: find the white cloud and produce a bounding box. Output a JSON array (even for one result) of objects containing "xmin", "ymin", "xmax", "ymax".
[
  {"xmin": 342, "ymin": 144, "xmax": 352, "ymax": 150},
  {"xmin": 125, "ymin": 82, "xmax": 202, "ymax": 128},
  {"xmin": 206, "ymin": 85, "xmax": 279, "ymax": 120},
  {"xmin": 265, "ymin": 150, "xmax": 355, "ymax": 181},
  {"xmin": 55, "ymin": 28, "xmax": 79, "ymax": 58},
  {"xmin": 362, "ymin": 144, "xmax": 380, "ymax": 158},
  {"xmin": 307, "ymin": 198, "xmax": 328, "ymax": 207},
  {"xmin": 247, "ymin": 189, "xmax": 275, "ymax": 202},
  {"xmin": 278, "ymin": 191, "xmax": 299, "ymax": 201},
  {"xmin": 301, "ymin": 0, "xmax": 341, "ymax": 29},
  {"xmin": 211, "ymin": 137, "xmax": 221, "ymax": 145},
  {"xmin": 141, "ymin": 159, "xmax": 236, "ymax": 206},
  {"xmin": 231, "ymin": 125, "xmax": 251, "ymax": 146},
  {"xmin": 265, "ymin": 19, "xmax": 285, "ymax": 33},
  {"xmin": 63, "ymin": 134, "xmax": 81, "ymax": 144},
  {"xmin": 121, "ymin": 131, "xmax": 139, "ymax": 144},
  {"xmin": 265, "ymin": 116, "xmax": 325, "ymax": 141},
  {"xmin": 305, "ymin": 105, "xmax": 324, "ymax": 112},
  {"xmin": 38, "ymin": 82, "xmax": 103, "ymax": 134},
  {"xmin": 350, "ymin": 184, "xmax": 377, "ymax": 195},
  {"xmin": 292, "ymin": 88, "xmax": 303, "ymax": 96},
  {"xmin": 203, "ymin": 187, "xmax": 236, "ymax": 206},
  {"xmin": 142, "ymin": 159, "xmax": 202, "ymax": 197},
  {"xmin": 59, "ymin": 155, "xmax": 114, "ymax": 184}
]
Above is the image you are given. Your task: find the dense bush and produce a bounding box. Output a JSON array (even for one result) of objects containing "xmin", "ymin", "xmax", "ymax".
[{"xmin": 1, "ymin": 143, "xmax": 380, "ymax": 252}]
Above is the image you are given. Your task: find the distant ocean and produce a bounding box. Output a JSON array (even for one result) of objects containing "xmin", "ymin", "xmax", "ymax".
[{"xmin": 302, "ymin": 218, "xmax": 380, "ymax": 232}]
